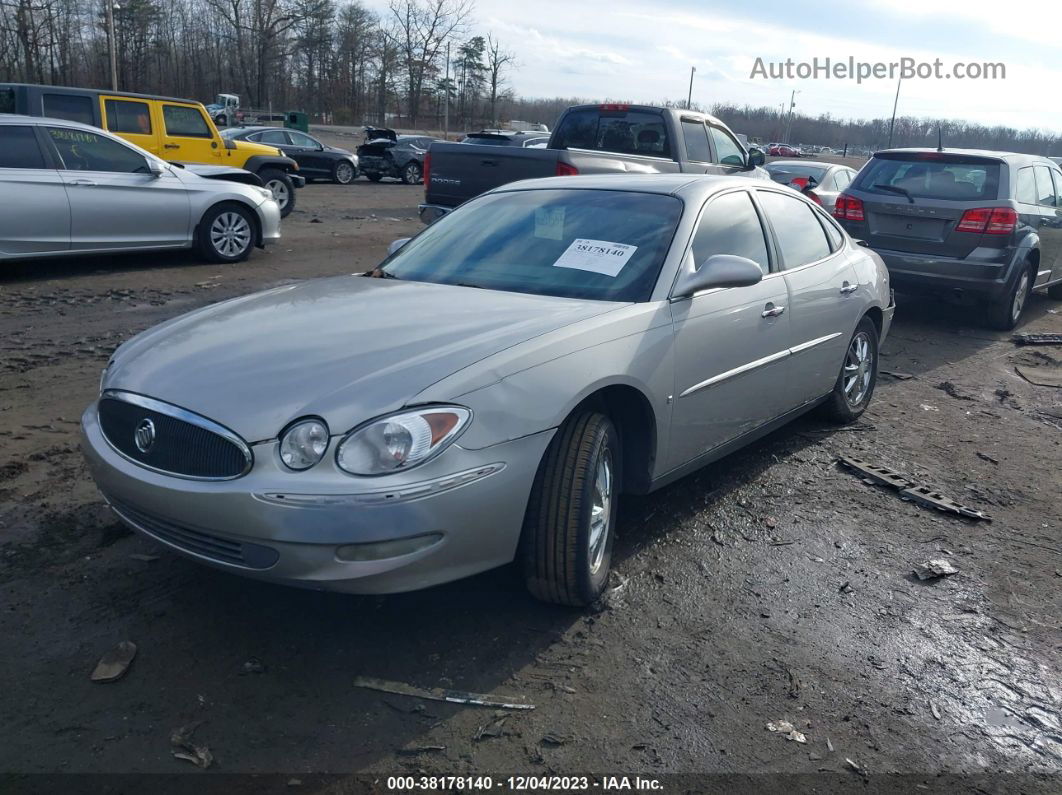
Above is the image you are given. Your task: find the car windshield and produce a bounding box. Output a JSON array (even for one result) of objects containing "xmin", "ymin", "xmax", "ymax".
[
  {"xmin": 381, "ymin": 189, "xmax": 683, "ymax": 302},
  {"xmin": 853, "ymin": 155, "xmax": 1001, "ymax": 201}
]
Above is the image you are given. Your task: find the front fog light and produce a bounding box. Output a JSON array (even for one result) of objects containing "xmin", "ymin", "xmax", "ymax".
[
  {"xmin": 336, "ymin": 533, "xmax": 443, "ymax": 562},
  {"xmin": 279, "ymin": 418, "xmax": 329, "ymax": 470}
]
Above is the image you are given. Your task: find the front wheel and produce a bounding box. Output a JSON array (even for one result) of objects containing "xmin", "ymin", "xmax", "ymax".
[
  {"xmin": 401, "ymin": 161, "xmax": 422, "ymax": 185},
  {"xmin": 821, "ymin": 317, "xmax": 879, "ymax": 424},
  {"xmin": 333, "ymin": 160, "xmax": 356, "ymax": 185},
  {"xmin": 259, "ymin": 169, "xmax": 296, "ymax": 217},
  {"xmin": 521, "ymin": 411, "xmax": 620, "ymax": 606},
  {"xmin": 216, "ymin": 114, "xmax": 227, "ymax": 127},
  {"xmin": 198, "ymin": 204, "xmax": 256, "ymax": 263}
]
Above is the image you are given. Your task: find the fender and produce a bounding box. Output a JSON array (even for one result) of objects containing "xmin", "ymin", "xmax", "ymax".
[
  {"xmin": 1008, "ymin": 230, "xmax": 1039, "ymax": 283},
  {"xmin": 243, "ymin": 154, "xmax": 300, "ymax": 176}
]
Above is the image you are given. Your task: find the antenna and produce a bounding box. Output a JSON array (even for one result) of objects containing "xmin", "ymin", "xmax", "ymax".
[{"xmin": 937, "ymin": 126, "xmax": 944, "ymax": 152}]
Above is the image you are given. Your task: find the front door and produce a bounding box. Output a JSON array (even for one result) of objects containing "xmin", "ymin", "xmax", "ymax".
[
  {"xmin": 286, "ymin": 131, "xmax": 330, "ymax": 177},
  {"xmin": 43, "ymin": 125, "xmax": 191, "ymax": 250},
  {"xmin": 666, "ymin": 189, "xmax": 792, "ymax": 470},
  {"xmin": 0, "ymin": 124, "xmax": 70, "ymax": 256},
  {"xmin": 158, "ymin": 102, "xmax": 223, "ymax": 163}
]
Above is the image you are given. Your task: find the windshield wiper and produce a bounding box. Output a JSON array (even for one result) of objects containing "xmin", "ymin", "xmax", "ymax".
[
  {"xmin": 363, "ymin": 268, "xmax": 399, "ymax": 279},
  {"xmin": 873, "ymin": 184, "xmax": 915, "ymax": 203},
  {"xmin": 455, "ymin": 282, "xmax": 485, "ymax": 289}
]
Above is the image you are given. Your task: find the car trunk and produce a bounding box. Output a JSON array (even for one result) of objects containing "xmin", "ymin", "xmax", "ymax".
[
  {"xmin": 847, "ymin": 152, "xmax": 1007, "ymax": 258},
  {"xmin": 357, "ymin": 140, "xmax": 395, "ymax": 173}
]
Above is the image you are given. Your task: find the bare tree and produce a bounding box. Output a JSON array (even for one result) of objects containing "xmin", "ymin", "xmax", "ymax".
[
  {"xmin": 484, "ymin": 32, "xmax": 511, "ymax": 126},
  {"xmin": 388, "ymin": 0, "xmax": 470, "ymax": 126}
]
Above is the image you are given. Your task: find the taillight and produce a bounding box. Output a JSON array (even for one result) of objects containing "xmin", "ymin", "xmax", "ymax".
[
  {"xmin": 804, "ymin": 190, "xmax": 823, "ymax": 206},
  {"xmin": 956, "ymin": 207, "xmax": 1016, "ymax": 235},
  {"xmin": 834, "ymin": 194, "xmax": 864, "ymax": 221},
  {"xmin": 423, "ymin": 152, "xmax": 431, "ymax": 188},
  {"xmin": 599, "ymin": 103, "xmax": 630, "ymax": 112},
  {"xmin": 556, "ymin": 161, "xmax": 579, "ymax": 177}
]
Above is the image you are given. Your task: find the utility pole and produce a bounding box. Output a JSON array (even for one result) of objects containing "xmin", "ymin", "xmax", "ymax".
[
  {"xmin": 887, "ymin": 76, "xmax": 902, "ymax": 148},
  {"xmin": 784, "ymin": 89, "xmax": 799, "ymax": 143},
  {"xmin": 443, "ymin": 42, "xmax": 450, "ymax": 140},
  {"xmin": 686, "ymin": 66, "xmax": 696, "ymax": 110},
  {"xmin": 105, "ymin": 1, "xmax": 119, "ymax": 91}
]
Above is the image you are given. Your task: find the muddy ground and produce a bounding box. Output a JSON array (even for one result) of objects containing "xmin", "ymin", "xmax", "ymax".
[{"xmin": 0, "ymin": 136, "xmax": 1060, "ymax": 791}]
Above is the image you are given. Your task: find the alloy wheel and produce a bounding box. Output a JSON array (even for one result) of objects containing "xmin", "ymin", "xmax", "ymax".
[
  {"xmin": 1012, "ymin": 271, "xmax": 1030, "ymax": 324},
  {"xmin": 843, "ymin": 331, "xmax": 873, "ymax": 407},
  {"xmin": 266, "ymin": 178, "xmax": 290, "ymax": 210},
  {"xmin": 335, "ymin": 162, "xmax": 354, "ymax": 184},
  {"xmin": 588, "ymin": 447, "xmax": 613, "ymax": 575},
  {"xmin": 209, "ymin": 212, "xmax": 252, "ymax": 259}
]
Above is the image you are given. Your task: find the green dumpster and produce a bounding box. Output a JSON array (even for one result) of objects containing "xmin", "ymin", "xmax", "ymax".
[{"xmin": 284, "ymin": 111, "xmax": 309, "ymax": 133}]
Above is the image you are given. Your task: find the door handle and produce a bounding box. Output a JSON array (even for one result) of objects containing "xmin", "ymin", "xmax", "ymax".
[
  {"xmin": 69, "ymin": 179, "xmax": 96, "ymax": 186},
  {"xmin": 762, "ymin": 303, "xmax": 786, "ymax": 318},
  {"xmin": 840, "ymin": 282, "xmax": 858, "ymax": 294},
  {"xmin": 163, "ymin": 143, "xmax": 180, "ymax": 149}
]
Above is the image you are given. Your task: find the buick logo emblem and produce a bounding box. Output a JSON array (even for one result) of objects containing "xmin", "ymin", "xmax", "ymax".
[{"xmin": 134, "ymin": 418, "xmax": 156, "ymax": 453}]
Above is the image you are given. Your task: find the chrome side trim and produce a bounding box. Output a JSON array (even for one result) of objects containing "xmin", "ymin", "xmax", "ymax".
[
  {"xmin": 789, "ymin": 331, "xmax": 843, "ymax": 355},
  {"xmin": 99, "ymin": 390, "xmax": 254, "ymax": 480},
  {"xmin": 679, "ymin": 350, "xmax": 790, "ymax": 397},
  {"xmin": 254, "ymin": 463, "xmax": 506, "ymax": 507}
]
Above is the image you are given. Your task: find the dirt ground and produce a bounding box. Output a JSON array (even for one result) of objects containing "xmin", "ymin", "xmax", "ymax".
[{"xmin": 1, "ymin": 137, "xmax": 1060, "ymax": 791}]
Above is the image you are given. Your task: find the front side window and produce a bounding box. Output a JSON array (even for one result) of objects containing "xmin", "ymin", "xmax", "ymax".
[
  {"xmin": 105, "ymin": 99, "xmax": 152, "ymax": 135},
  {"xmin": 682, "ymin": 120, "xmax": 711, "ymax": 163},
  {"xmin": 708, "ymin": 126, "xmax": 746, "ymax": 167},
  {"xmin": 1034, "ymin": 165, "xmax": 1056, "ymax": 207},
  {"xmin": 42, "ymin": 93, "xmax": 95, "ymax": 125},
  {"xmin": 288, "ymin": 131, "xmax": 318, "ymax": 147},
  {"xmin": 757, "ymin": 190, "xmax": 831, "ymax": 269},
  {"xmin": 381, "ymin": 189, "xmax": 683, "ymax": 302},
  {"xmin": 690, "ymin": 191, "xmax": 769, "ymax": 274},
  {"xmin": 47, "ymin": 127, "xmax": 150, "ymax": 173},
  {"xmin": 162, "ymin": 105, "xmax": 212, "ymax": 138},
  {"xmin": 0, "ymin": 126, "xmax": 46, "ymax": 169}
]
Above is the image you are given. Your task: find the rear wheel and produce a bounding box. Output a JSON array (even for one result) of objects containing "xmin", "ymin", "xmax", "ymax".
[
  {"xmin": 401, "ymin": 161, "xmax": 422, "ymax": 185},
  {"xmin": 259, "ymin": 168, "xmax": 295, "ymax": 217},
  {"xmin": 987, "ymin": 267, "xmax": 1032, "ymax": 330},
  {"xmin": 198, "ymin": 204, "xmax": 256, "ymax": 263},
  {"xmin": 216, "ymin": 114, "xmax": 227, "ymax": 127},
  {"xmin": 521, "ymin": 411, "xmax": 620, "ymax": 607},
  {"xmin": 821, "ymin": 317, "xmax": 878, "ymax": 424},
  {"xmin": 333, "ymin": 160, "xmax": 356, "ymax": 185}
]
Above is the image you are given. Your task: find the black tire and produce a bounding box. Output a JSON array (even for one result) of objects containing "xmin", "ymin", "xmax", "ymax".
[
  {"xmin": 332, "ymin": 160, "xmax": 356, "ymax": 185},
  {"xmin": 401, "ymin": 161, "xmax": 422, "ymax": 185},
  {"xmin": 821, "ymin": 317, "xmax": 879, "ymax": 424},
  {"xmin": 197, "ymin": 203, "xmax": 257, "ymax": 264},
  {"xmin": 521, "ymin": 411, "xmax": 621, "ymax": 607},
  {"xmin": 366, "ymin": 173, "xmax": 382, "ymax": 182},
  {"xmin": 259, "ymin": 168, "xmax": 296, "ymax": 218},
  {"xmin": 986, "ymin": 266, "xmax": 1033, "ymax": 330},
  {"xmin": 216, "ymin": 114, "xmax": 227, "ymax": 127},
  {"xmin": 1047, "ymin": 282, "xmax": 1062, "ymax": 300}
]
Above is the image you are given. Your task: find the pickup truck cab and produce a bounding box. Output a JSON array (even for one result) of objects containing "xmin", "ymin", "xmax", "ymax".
[
  {"xmin": 420, "ymin": 103, "xmax": 767, "ymax": 222},
  {"xmin": 0, "ymin": 83, "xmax": 303, "ymax": 216}
]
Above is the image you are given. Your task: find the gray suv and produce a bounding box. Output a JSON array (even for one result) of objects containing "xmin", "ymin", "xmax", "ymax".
[{"xmin": 834, "ymin": 148, "xmax": 1062, "ymax": 328}]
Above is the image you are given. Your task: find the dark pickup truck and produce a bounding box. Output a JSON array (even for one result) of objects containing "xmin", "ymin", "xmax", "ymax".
[{"xmin": 420, "ymin": 103, "xmax": 767, "ymax": 222}]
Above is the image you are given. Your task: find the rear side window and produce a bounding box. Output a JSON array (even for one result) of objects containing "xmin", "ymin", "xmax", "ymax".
[
  {"xmin": 835, "ymin": 170, "xmax": 853, "ymax": 189},
  {"xmin": 1034, "ymin": 166, "xmax": 1055, "ymax": 207},
  {"xmin": 682, "ymin": 120, "xmax": 711, "ymax": 163},
  {"xmin": 1015, "ymin": 167, "xmax": 1037, "ymax": 205},
  {"xmin": 708, "ymin": 126, "xmax": 745, "ymax": 167},
  {"xmin": 105, "ymin": 99, "xmax": 152, "ymax": 135},
  {"xmin": 691, "ymin": 191, "xmax": 770, "ymax": 273},
  {"xmin": 0, "ymin": 126, "xmax": 46, "ymax": 169},
  {"xmin": 255, "ymin": 130, "xmax": 289, "ymax": 145},
  {"xmin": 0, "ymin": 88, "xmax": 14, "ymax": 114},
  {"xmin": 42, "ymin": 93, "xmax": 95, "ymax": 125},
  {"xmin": 552, "ymin": 109, "xmax": 671, "ymax": 159},
  {"xmin": 853, "ymin": 156, "xmax": 1000, "ymax": 201},
  {"xmin": 758, "ymin": 190, "xmax": 831, "ymax": 269},
  {"xmin": 162, "ymin": 105, "xmax": 212, "ymax": 137}
]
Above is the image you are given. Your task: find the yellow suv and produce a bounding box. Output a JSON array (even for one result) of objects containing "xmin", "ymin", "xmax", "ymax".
[{"xmin": 0, "ymin": 83, "xmax": 303, "ymax": 216}]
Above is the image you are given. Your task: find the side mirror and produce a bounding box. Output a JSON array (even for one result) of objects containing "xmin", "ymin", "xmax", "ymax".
[
  {"xmin": 673, "ymin": 254, "xmax": 763, "ymax": 297},
  {"xmin": 148, "ymin": 160, "xmax": 165, "ymax": 178},
  {"xmin": 747, "ymin": 148, "xmax": 766, "ymax": 168},
  {"xmin": 387, "ymin": 238, "xmax": 411, "ymax": 256}
]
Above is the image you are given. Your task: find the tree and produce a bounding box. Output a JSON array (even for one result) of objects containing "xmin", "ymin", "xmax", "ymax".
[
  {"xmin": 484, "ymin": 33, "xmax": 512, "ymax": 126},
  {"xmin": 388, "ymin": 0, "xmax": 470, "ymax": 126}
]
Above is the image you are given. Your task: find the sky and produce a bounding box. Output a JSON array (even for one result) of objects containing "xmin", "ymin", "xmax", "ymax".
[{"xmin": 382, "ymin": 0, "xmax": 1062, "ymax": 132}]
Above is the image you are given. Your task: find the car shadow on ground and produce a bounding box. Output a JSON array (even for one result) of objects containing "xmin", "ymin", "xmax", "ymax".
[{"xmin": 0, "ymin": 249, "xmax": 224, "ymax": 284}]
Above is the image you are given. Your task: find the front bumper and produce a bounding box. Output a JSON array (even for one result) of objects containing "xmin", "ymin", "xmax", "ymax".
[
  {"xmin": 881, "ymin": 289, "xmax": 896, "ymax": 343},
  {"xmin": 875, "ymin": 247, "xmax": 1012, "ymax": 299},
  {"xmin": 257, "ymin": 198, "xmax": 282, "ymax": 247},
  {"xmin": 290, "ymin": 174, "xmax": 307, "ymax": 189},
  {"xmin": 81, "ymin": 403, "xmax": 553, "ymax": 594}
]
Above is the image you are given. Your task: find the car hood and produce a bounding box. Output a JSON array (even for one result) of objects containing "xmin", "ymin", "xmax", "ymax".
[
  {"xmin": 105, "ymin": 276, "xmax": 620, "ymax": 443},
  {"xmin": 325, "ymin": 144, "xmax": 354, "ymax": 156}
]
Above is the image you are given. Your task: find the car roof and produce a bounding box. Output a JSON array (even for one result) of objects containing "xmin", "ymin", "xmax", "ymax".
[
  {"xmin": 0, "ymin": 82, "xmax": 199, "ymax": 105},
  {"xmin": 0, "ymin": 113, "xmax": 99, "ymax": 131},
  {"xmin": 492, "ymin": 173, "xmax": 772, "ymax": 201}
]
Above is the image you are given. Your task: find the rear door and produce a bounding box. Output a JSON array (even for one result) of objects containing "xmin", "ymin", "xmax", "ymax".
[
  {"xmin": 100, "ymin": 96, "xmax": 158, "ymax": 156},
  {"xmin": 0, "ymin": 124, "xmax": 70, "ymax": 256},
  {"xmin": 844, "ymin": 153, "xmax": 1006, "ymax": 258},
  {"xmin": 43, "ymin": 125, "xmax": 191, "ymax": 250},
  {"xmin": 1032, "ymin": 165, "xmax": 1062, "ymax": 286},
  {"xmin": 756, "ymin": 188, "xmax": 861, "ymax": 405}
]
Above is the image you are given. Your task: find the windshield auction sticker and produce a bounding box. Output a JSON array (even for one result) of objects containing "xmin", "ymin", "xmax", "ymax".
[
  {"xmin": 552, "ymin": 239, "xmax": 637, "ymax": 277},
  {"xmin": 534, "ymin": 207, "xmax": 566, "ymax": 240}
]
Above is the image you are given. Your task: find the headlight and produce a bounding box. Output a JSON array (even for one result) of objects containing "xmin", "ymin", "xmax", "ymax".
[
  {"xmin": 336, "ymin": 407, "xmax": 471, "ymax": 476},
  {"xmin": 278, "ymin": 418, "xmax": 330, "ymax": 470}
]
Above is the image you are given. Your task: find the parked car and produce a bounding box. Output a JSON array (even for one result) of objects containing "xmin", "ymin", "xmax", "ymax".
[
  {"xmin": 0, "ymin": 115, "xmax": 280, "ymax": 263},
  {"xmin": 834, "ymin": 148, "xmax": 1062, "ymax": 328},
  {"xmin": 768, "ymin": 143, "xmax": 802, "ymax": 157},
  {"xmin": 221, "ymin": 126, "xmax": 358, "ymax": 184},
  {"xmin": 357, "ymin": 127, "xmax": 438, "ymax": 184},
  {"xmin": 82, "ymin": 173, "xmax": 893, "ymax": 605},
  {"xmin": 766, "ymin": 160, "xmax": 858, "ymax": 213},
  {"xmin": 420, "ymin": 103, "xmax": 768, "ymax": 223},
  {"xmin": 0, "ymin": 82, "xmax": 304, "ymax": 217},
  {"xmin": 460, "ymin": 130, "xmax": 551, "ymax": 148}
]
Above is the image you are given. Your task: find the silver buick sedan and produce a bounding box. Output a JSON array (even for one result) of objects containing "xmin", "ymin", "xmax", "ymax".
[{"xmin": 82, "ymin": 174, "xmax": 894, "ymax": 605}]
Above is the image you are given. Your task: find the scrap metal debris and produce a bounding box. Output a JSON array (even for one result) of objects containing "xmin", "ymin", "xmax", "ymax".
[
  {"xmin": 396, "ymin": 745, "xmax": 445, "ymax": 756},
  {"xmin": 353, "ymin": 676, "xmax": 535, "ymax": 710},
  {"xmin": 474, "ymin": 713, "xmax": 510, "ymax": 741},
  {"xmin": 90, "ymin": 641, "xmax": 137, "ymax": 683},
  {"xmin": 766, "ymin": 720, "xmax": 807, "ymax": 743},
  {"xmin": 914, "ymin": 559, "xmax": 960, "ymax": 581},
  {"xmin": 170, "ymin": 722, "xmax": 214, "ymax": 769},
  {"xmin": 1013, "ymin": 332, "xmax": 1062, "ymax": 346},
  {"xmin": 880, "ymin": 370, "xmax": 914, "ymax": 380},
  {"xmin": 1015, "ymin": 366, "xmax": 1062, "ymax": 388},
  {"xmin": 837, "ymin": 456, "xmax": 991, "ymax": 522}
]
